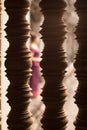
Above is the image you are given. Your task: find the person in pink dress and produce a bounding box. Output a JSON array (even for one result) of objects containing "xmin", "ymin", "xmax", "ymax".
[{"xmin": 30, "ymin": 34, "xmax": 41, "ymax": 98}]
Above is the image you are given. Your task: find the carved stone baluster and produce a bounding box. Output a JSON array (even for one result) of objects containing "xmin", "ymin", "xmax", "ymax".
[
  {"xmin": 40, "ymin": 0, "xmax": 68, "ymax": 130},
  {"xmin": 74, "ymin": 1, "xmax": 87, "ymax": 130},
  {"xmin": 4, "ymin": 0, "xmax": 33, "ymax": 130}
]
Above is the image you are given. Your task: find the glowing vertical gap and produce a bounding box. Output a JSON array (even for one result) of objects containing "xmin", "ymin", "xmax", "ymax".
[
  {"xmin": 63, "ymin": 0, "xmax": 79, "ymax": 130},
  {"xmin": 0, "ymin": 0, "xmax": 1, "ymax": 129},
  {"xmin": 29, "ymin": 1, "xmax": 45, "ymax": 130}
]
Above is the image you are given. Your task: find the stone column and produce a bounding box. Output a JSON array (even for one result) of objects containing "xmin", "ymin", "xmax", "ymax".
[
  {"xmin": 4, "ymin": 0, "xmax": 33, "ymax": 130},
  {"xmin": 40, "ymin": 0, "xmax": 68, "ymax": 130},
  {"xmin": 74, "ymin": 1, "xmax": 87, "ymax": 130}
]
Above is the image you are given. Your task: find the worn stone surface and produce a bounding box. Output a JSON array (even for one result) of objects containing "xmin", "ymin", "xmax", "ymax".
[
  {"xmin": 40, "ymin": 1, "xmax": 68, "ymax": 130},
  {"xmin": 4, "ymin": 0, "xmax": 33, "ymax": 130},
  {"xmin": 1, "ymin": 0, "xmax": 79, "ymax": 130},
  {"xmin": 74, "ymin": 1, "xmax": 87, "ymax": 130}
]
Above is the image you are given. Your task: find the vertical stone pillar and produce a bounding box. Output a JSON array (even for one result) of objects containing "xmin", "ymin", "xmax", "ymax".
[
  {"xmin": 40, "ymin": 0, "xmax": 68, "ymax": 130},
  {"xmin": 4, "ymin": 0, "xmax": 33, "ymax": 130},
  {"xmin": 74, "ymin": 1, "xmax": 87, "ymax": 130}
]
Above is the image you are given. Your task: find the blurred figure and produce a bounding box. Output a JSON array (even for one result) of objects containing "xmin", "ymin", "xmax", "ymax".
[{"xmin": 30, "ymin": 33, "xmax": 41, "ymax": 98}]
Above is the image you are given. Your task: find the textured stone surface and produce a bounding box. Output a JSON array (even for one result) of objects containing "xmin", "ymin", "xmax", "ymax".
[
  {"xmin": 1, "ymin": 0, "xmax": 79, "ymax": 130},
  {"xmin": 74, "ymin": 1, "xmax": 87, "ymax": 130},
  {"xmin": 40, "ymin": 1, "xmax": 68, "ymax": 130},
  {"xmin": 4, "ymin": 0, "xmax": 33, "ymax": 130}
]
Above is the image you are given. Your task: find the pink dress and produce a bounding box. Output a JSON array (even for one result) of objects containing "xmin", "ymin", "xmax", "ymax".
[{"xmin": 30, "ymin": 45, "xmax": 40, "ymax": 97}]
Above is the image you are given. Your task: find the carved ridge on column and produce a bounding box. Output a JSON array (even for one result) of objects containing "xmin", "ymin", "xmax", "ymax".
[
  {"xmin": 4, "ymin": 0, "xmax": 33, "ymax": 130},
  {"xmin": 40, "ymin": 0, "xmax": 68, "ymax": 130},
  {"xmin": 74, "ymin": 1, "xmax": 87, "ymax": 130}
]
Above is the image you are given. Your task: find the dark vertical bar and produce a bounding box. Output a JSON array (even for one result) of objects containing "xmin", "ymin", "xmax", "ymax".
[
  {"xmin": 4, "ymin": 0, "xmax": 33, "ymax": 130},
  {"xmin": 74, "ymin": 1, "xmax": 87, "ymax": 130},
  {"xmin": 40, "ymin": 0, "xmax": 68, "ymax": 130}
]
